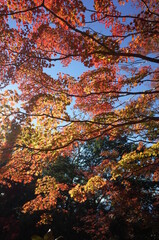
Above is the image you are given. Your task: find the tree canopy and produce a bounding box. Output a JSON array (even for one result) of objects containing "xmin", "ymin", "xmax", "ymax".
[{"xmin": 0, "ymin": 0, "xmax": 159, "ymax": 239}]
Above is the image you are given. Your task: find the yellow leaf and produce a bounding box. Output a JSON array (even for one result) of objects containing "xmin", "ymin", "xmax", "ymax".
[
  {"xmin": 44, "ymin": 230, "xmax": 54, "ymax": 240},
  {"xmin": 31, "ymin": 235, "xmax": 43, "ymax": 240}
]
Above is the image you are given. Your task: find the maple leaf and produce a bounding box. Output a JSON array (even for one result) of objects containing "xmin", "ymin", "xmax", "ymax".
[{"xmin": 0, "ymin": 1, "xmax": 158, "ymax": 237}]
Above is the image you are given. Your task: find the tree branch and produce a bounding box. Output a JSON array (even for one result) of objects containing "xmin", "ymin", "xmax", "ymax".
[{"xmin": 0, "ymin": 3, "xmax": 43, "ymax": 16}]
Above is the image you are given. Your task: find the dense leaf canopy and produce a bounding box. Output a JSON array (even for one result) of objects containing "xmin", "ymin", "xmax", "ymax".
[{"xmin": 0, "ymin": 0, "xmax": 159, "ymax": 239}]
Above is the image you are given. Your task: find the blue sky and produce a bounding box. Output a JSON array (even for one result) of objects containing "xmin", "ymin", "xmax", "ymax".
[{"xmin": 3, "ymin": 1, "xmax": 157, "ymax": 116}]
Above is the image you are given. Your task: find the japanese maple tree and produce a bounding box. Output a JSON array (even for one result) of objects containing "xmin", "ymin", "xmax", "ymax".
[{"xmin": 0, "ymin": 0, "xmax": 159, "ymax": 238}]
